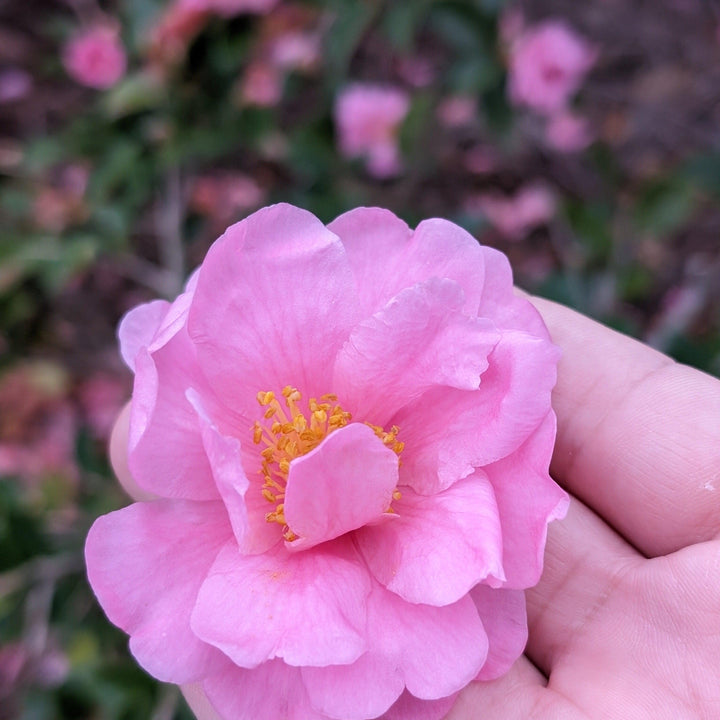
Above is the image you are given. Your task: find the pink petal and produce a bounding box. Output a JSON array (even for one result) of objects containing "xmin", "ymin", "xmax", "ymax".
[
  {"xmin": 478, "ymin": 246, "xmax": 550, "ymax": 338},
  {"xmin": 328, "ymin": 208, "xmax": 486, "ymax": 316},
  {"xmin": 356, "ymin": 473, "xmax": 504, "ymax": 606},
  {"xmin": 485, "ymin": 412, "xmax": 569, "ymax": 588},
  {"xmin": 333, "ymin": 278, "xmax": 499, "ymax": 426},
  {"xmin": 188, "ymin": 204, "xmax": 362, "ymax": 419},
  {"xmin": 118, "ymin": 299, "xmax": 170, "ymax": 370},
  {"xmin": 371, "ymin": 584, "xmax": 486, "ymax": 699},
  {"xmin": 85, "ymin": 500, "xmax": 231, "ymax": 683},
  {"xmin": 285, "ymin": 423, "xmax": 399, "ymax": 550},
  {"xmin": 203, "ymin": 659, "xmax": 328, "ymax": 720},
  {"xmin": 470, "ymin": 585, "xmax": 528, "ymax": 681},
  {"xmin": 380, "ymin": 691, "xmax": 457, "ymax": 720},
  {"xmin": 189, "ymin": 390, "xmax": 280, "ymax": 554},
  {"xmin": 396, "ymin": 329, "xmax": 559, "ymax": 494},
  {"xmin": 191, "ymin": 536, "xmax": 371, "ymax": 668},
  {"xmin": 301, "ymin": 652, "xmax": 403, "ymax": 720},
  {"xmin": 128, "ymin": 333, "xmax": 219, "ymax": 500},
  {"xmin": 302, "ymin": 584, "xmax": 485, "ymax": 717}
]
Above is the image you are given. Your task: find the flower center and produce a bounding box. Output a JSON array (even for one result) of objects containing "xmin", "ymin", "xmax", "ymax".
[{"xmin": 253, "ymin": 386, "xmax": 404, "ymax": 541}]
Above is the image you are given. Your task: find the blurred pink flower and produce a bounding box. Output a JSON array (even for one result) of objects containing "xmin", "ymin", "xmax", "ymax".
[
  {"xmin": 545, "ymin": 111, "xmax": 594, "ymax": 153},
  {"xmin": 470, "ymin": 185, "xmax": 556, "ymax": 240},
  {"xmin": 335, "ymin": 84, "xmax": 410, "ymax": 178},
  {"xmin": 86, "ymin": 203, "xmax": 567, "ymax": 720},
  {"xmin": 508, "ymin": 20, "xmax": 597, "ymax": 115},
  {"xmin": 190, "ymin": 173, "xmax": 265, "ymax": 220},
  {"xmin": 62, "ymin": 25, "xmax": 127, "ymax": 90},
  {"xmin": 269, "ymin": 31, "xmax": 320, "ymax": 71},
  {"xmin": 239, "ymin": 61, "xmax": 283, "ymax": 106},
  {"xmin": 437, "ymin": 95, "xmax": 476, "ymax": 128}
]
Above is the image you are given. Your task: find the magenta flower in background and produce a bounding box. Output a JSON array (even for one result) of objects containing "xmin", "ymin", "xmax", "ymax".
[
  {"xmin": 86, "ymin": 204, "xmax": 567, "ymax": 720},
  {"xmin": 334, "ymin": 84, "xmax": 410, "ymax": 178},
  {"xmin": 62, "ymin": 25, "xmax": 127, "ymax": 90},
  {"xmin": 508, "ymin": 20, "xmax": 597, "ymax": 115}
]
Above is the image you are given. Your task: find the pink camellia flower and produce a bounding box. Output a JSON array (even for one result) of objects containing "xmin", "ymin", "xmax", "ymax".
[
  {"xmin": 469, "ymin": 184, "xmax": 557, "ymax": 241},
  {"xmin": 86, "ymin": 204, "xmax": 567, "ymax": 720},
  {"xmin": 63, "ymin": 25, "xmax": 127, "ymax": 90},
  {"xmin": 508, "ymin": 20, "xmax": 597, "ymax": 115},
  {"xmin": 334, "ymin": 84, "xmax": 410, "ymax": 178}
]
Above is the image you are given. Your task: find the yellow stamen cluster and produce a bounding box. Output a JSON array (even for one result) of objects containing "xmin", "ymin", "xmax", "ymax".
[{"xmin": 252, "ymin": 386, "xmax": 404, "ymax": 540}]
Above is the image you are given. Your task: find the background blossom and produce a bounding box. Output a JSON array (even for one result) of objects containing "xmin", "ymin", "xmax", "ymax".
[{"xmin": 62, "ymin": 25, "xmax": 127, "ymax": 89}]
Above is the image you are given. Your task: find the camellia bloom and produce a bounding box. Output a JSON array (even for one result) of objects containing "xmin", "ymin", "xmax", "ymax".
[
  {"xmin": 334, "ymin": 84, "xmax": 410, "ymax": 178},
  {"xmin": 508, "ymin": 20, "xmax": 597, "ymax": 116},
  {"xmin": 63, "ymin": 25, "xmax": 127, "ymax": 90},
  {"xmin": 86, "ymin": 204, "xmax": 568, "ymax": 720}
]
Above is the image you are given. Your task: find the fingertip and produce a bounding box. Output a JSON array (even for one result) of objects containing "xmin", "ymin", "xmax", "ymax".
[
  {"xmin": 182, "ymin": 683, "xmax": 222, "ymax": 720},
  {"xmin": 109, "ymin": 403, "xmax": 156, "ymax": 502}
]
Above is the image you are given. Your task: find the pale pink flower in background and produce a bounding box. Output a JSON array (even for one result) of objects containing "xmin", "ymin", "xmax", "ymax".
[
  {"xmin": 437, "ymin": 95, "xmax": 476, "ymax": 128},
  {"xmin": 545, "ymin": 110, "xmax": 594, "ymax": 153},
  {"xmin": 508, "ymin": 20, "xmax": 597, "ymax": 115},
  {"xmin": 86, "ymin": 203, "xmax": 567, "ymax": 720},
  {"xmin": 269, "ymin": 31, "xmax": 321, "ymax": 71},
  {"xmin": 190, "ymin": 173, "xmax": 265, "ymax": 220},
  {"xmin": 63, "ymin": 25, "xmax": 127, "ymax": 90},
  {"xmin": 469, "ymin": 184, "xmax": 556, "ymax": 240},
  {"xmin": 238, "ymin": 61, "xmax": 283, "ymax": 106},
  {"xmin": 335, "ymin": 84, "xmax": 410, "ymax": 178}
]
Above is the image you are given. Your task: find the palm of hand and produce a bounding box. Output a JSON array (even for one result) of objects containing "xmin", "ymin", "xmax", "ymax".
[
  {"xmin": 110, "ymin": 296, "xmax": 720, "ymax": 720},
  {"xmin": 450, "ymin": 297, "xmax": 720, "ymax": 720}
]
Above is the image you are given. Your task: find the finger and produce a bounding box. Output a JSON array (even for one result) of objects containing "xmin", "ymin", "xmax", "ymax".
[
  {"xmin": 108, "ymin": 403, "xmax": 156, "ymax": 502},
  {"xmin": 529, "ymin": 295, "xmax": 720, "ymax": 557},
  {"xmin": 182, "ymin": 683, "xmax": 221, "ymax": 720},
  {"xmin": 524, "ymin": 497, "xmax": 639, "ymax": 676},
  {"xmin": 447, "ymin": 656, "xmax": 547, "ymax": 719}
]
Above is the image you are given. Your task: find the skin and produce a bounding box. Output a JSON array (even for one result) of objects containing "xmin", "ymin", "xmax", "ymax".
[{"xmin": 109, "ymin": 296, "xmax": 720, "ymax": 720}]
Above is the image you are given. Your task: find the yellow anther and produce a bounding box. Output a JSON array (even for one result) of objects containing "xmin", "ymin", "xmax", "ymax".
[{"xmin": 255, "ymin": 387, "xmax": 404, "ymax": 539}]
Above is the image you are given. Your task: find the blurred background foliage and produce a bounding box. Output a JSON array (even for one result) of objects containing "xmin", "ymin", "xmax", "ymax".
[{"xmin": 1, "ymin": 0, "xmax": 719, "ymax": 717}]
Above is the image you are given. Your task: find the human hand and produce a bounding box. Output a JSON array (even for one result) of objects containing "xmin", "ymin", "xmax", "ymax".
[
  {"xmin": 448, "ymin": 296, "xmax": 720, "ymax": 719},
  {"xmin": 108, "ymin": 296, "xmax": 720, "ymax": 720}
]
